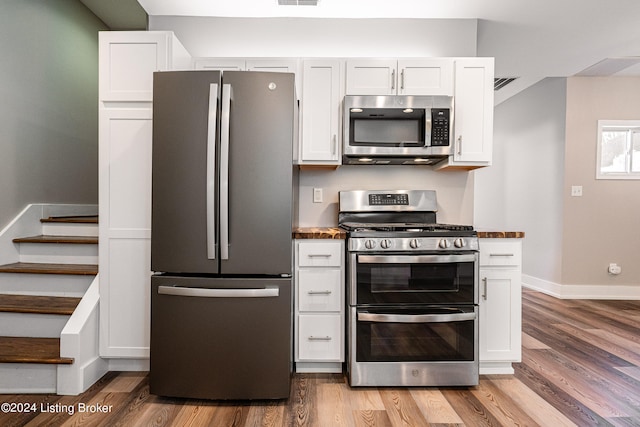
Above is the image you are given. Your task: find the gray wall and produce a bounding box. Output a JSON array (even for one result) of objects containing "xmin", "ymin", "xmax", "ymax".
[
  {"xmin": 475, "ymin": 78, "xmax": 567, "ymax": 284},
  {"xmin": 0, "ymin": 0, "xmax": 106, "ymax": 228}
]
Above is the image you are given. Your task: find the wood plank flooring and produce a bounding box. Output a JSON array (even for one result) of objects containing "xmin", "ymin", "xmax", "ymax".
[{"xmin": 2, "ymin": 289, "xmax": 640, "ymax": 426}]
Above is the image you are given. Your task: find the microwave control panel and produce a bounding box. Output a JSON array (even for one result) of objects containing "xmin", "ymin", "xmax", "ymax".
[{"xmin": 430, "ymin": 109, "xmax": 450, "ymax": 146}]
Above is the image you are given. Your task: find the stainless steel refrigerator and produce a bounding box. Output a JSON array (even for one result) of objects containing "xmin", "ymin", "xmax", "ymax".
[{"xmin": 149, "ymin": 70, "xmax": 297, "ymax": 400}]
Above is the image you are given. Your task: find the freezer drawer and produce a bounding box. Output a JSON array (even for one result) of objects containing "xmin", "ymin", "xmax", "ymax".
[{"xmin": 150, "ymin": 275, "xmax": 292, "ymax": 400}]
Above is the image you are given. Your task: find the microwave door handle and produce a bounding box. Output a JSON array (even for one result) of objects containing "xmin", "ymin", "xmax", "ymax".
[
  {"xmin": 358, "ymin": 311, "xmax": 476, "ymax": 323},
  {"xmin": 220, "ymin": 83, "xmax": 232, "ymax": 260},
  {"xmin": 357, "ymin": 254, "xmax": 477, "ymax": 264},
  {"xmin": 206, "ymin": 83, "xmax": 219, "ymax": 260}
]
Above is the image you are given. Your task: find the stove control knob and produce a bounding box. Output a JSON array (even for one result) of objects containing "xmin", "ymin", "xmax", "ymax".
[
  {"xmin": 364, "ymin": 239, "xmax": 377, "ymax": 250},
  {"xmin": 454, "ymin": 238, "xmax": 466, "ymax": 248},
  {"xmin": 438, "ymin": 239, "xmax": 451, "ymax": 249},
  {"xmin": 380, "ymin": 239, "xmax": 392, "ymax": 249},
  {"xmin": 409, "ymin": 239, "xmax": 421, "ymax": 249}
]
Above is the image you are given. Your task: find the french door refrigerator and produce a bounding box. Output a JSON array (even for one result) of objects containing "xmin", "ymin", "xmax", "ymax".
[{"xmin": 149, "ymin": 70, "xmax": 297, "ymax": 400}]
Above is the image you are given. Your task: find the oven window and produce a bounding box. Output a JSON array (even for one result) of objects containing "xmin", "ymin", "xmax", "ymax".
[
  {"xmin": 356, "ymin": 260, "xmax": 475, "ymax": 305},
  {"xmin": 356, "ymin": 308, "xmax": 476, "ymax": 362}
]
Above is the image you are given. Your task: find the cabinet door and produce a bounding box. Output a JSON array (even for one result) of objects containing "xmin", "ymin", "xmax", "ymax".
[
  {"xmin": 479, "ymin": 269, "xmax": 521, "ymax": 362},
  {"xmin": 99, "ymin": 108, "xmax": 153, "ymax": 357},
  {"xmin": 452, "ymin": 58, "xmax": 494, "ymax": 163},
  {"xmin": 298, "ymin": 241, "xmax": 342, "ymax": 267},
  {"xmin": 300, "ymin": 60, "xmax": 341, "ymax": 163},
  {"xmin": 298, "ymin": 269, "xmax": 342, "ymax": 312},
  {"xmin": 246, "ymin": 59, "xmax": 298, "ymax": 73},
  {"xmin": 398, "ymin": 59, "xmax": 454, "ymax": 95},
  {"xmin": 297, "ymin": 314, "xmax": 342, "ymax": 361},
  {"xmin": 346, "ymin": 60, "xmax": 397, "ymax": 95},
  {"xmin": 99, "ymin": 32, "xmax": 170, "ymax": 102},
  {"xmin": 193, "ymin": 58, "xmax": 246, "ymax": 71}
]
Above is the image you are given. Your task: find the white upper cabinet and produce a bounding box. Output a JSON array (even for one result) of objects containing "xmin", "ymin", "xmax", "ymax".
[
  {"xmin": 345, "ymin": 59, "xmax": 454, "ymax": 96},
  {"xmin": 99, "ymin": 31, "xmax": 190, "ymax": 102},
  {"xmin": 299, "ymin": 60, "xmax": 342, "ymax": 165},
  {"xmin": 193, "ymin": 58, "xmax": 246, "ymax": 71},
  {"xmin": 436, "ymin": 57, "xmax": 494, "ymax": 170},
  {"xmin": 193, "ymin": 58, "xmax": 298, "ymax": 73}
]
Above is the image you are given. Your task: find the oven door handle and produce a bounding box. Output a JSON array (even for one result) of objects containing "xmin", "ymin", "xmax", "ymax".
[
  {"xmin": 357, "ymin": 254, "xmax": 477, "ymax": 264},
  {"xmin": 357, "ymin": 311, "xmax": 476, "ymax": 323}
]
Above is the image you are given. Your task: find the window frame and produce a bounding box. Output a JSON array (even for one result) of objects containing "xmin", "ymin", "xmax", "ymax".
[{"xmin": 596, "ymin": 119, "xmax": 640, "ymax": 180}]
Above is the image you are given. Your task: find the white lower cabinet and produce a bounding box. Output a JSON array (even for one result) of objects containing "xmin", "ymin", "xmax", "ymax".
[
  {"xmin": 478, "ymin": 238, "xmax": 522, "ymax": 374},
  {"xmin": 295, "ymin": 240, "xmax": 345, "ymax": 373}
]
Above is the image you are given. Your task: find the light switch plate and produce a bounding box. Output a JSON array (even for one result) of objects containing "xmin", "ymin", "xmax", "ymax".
[
  {"xmin": 313, "ymin": 188, "xmax": 323, "ymax": 203},
  {"xmin": 571, "ymin": 186, "xmax": 583, "ymax": 197}
]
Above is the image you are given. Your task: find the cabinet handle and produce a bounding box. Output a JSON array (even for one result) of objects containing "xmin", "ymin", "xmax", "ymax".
[
  {"xmin": 307, "ymin": 254, "xmax": 332, "ymax": 258},
  {"xmin": 308, "ymin": 290, "xmax": 332, "ymax": 295},
  {"xmin": 482, "ymin": 277, "xmax": 488, "ymax": 300},
  {"xmin": 332, "ymin": 134, "xmax": 337, "ymax": 155},
  {"xmin": 308, "ymin": 336, "xmax": 332, "ymax": 341},
  {"xmin": 489, "ymin": 253, "xmax": 515, "ymax": 257},
  {"xmin": 457, "ymin": 135, "xmax": 463, "ymax": 155},
  {"xmin": 391, "ymin": 69, "xmax": 396, "ymax": 90},
  {"xmin": 400, "ymin": 69, "xmax": 405, "ymax": 90}
]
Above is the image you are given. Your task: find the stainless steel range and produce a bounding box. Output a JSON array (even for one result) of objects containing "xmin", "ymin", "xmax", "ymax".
[{"xmin": 339, "ymin": 190, "xmax": 479, "ymax": 387}]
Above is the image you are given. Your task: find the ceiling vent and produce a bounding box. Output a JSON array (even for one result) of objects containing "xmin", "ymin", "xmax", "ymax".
[
  {"xmin": 494, "ymin": 77, "xmax": 518, "ymax": 91},
  {"xmin": 278, "ymin": 0, "xmax": 319, "ymax": 5}
]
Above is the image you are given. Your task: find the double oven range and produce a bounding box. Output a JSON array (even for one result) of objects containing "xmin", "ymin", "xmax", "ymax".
[{"xmin": 339, "ymin": 190, "xmax": 479, "ymax": 387}]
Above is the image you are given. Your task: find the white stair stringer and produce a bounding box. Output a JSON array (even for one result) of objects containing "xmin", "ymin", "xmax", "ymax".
[{"xmin": 58, "ymin": 276, "xmax": 108, "ymax": 395}]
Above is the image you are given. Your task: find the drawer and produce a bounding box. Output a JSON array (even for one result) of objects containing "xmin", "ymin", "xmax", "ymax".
[
  {"xmin": 479, "ymin": 240, "xmax": 522, "ymax": 267},
  {"xmin": 297, "ymin": 314, "xmax": 342, "ymax": 361},
  {"xmin": 298, "ymin": 269, "xmax": 342, "ymax": 312},
  {"xmin": 297, "ymin": 241, "xmax": 342, "ymax": 267}
]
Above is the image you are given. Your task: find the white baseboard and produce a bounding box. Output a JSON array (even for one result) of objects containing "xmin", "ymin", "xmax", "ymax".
[{"xmin": 522, "ymin": 274, "xmax": 640, "ymax": 299}]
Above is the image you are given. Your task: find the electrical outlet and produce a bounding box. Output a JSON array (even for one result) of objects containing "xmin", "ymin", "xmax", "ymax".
[
  {"xmin": 571, "ymin": 186, "xmax": 583, "ymax": 197},
  {"xmin": 313, "ymin": 188, "xmax": 323, "ymax": 203}
]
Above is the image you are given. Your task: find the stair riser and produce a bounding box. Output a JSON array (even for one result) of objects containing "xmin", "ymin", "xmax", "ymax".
[
  {"xmin": 17, "ymin": 244, "xmax": 98, "ymax": 265},
  {"xmin": 0, "ymin": 312, "xmax": 69, "ymax": 338},
  {"xmin": 0, "ymin": 274, "xmax": 93, "ymax": 297},
  {"xmin": 0, "ymin": 363, "xmax": 56, "ymax": 393},
  {"xmin": 41, "ymin": 223, "xmax": 98, "ymax": 237}
]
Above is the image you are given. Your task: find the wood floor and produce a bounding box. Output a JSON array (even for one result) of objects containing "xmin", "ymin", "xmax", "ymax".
[{"xmin": 2, "ymin": 289, "xmax": 640, "ymax": 426}]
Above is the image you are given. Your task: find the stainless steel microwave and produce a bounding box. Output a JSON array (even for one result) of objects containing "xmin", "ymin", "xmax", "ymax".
[{"xmin": 343, "ymin": 95, "xmax": 453, "ymax": 165}]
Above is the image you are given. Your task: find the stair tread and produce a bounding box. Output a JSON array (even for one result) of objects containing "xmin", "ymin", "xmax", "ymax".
[
  {"xmin": 0, "ymin": 262, "xmax": 98, "ymax": 275},
  {"xmin": 0, "ymin": 336, "xmax": 73, "ymax": 364},
  {"xmin": 40, "ymin": 215, "xmax": 98, "ymax": 224},
  {"xmin": 13, "ymin": 235, "xmax": 98, "ymax": 244},
  {"xmin": 0, "ymin": 294, "xmax": 81, "ymax": 315}
]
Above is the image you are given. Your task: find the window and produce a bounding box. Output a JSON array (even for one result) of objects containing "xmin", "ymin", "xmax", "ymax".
[{"xmin": 596, "ymin": 120, "xmax": 640, "ymax": 180}]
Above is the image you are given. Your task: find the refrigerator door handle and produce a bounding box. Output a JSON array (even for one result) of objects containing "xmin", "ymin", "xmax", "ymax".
[
  {"xmin": 158, "ymin": 285, "xmax": 279, "ymax": 298},
  {"xmin": 220, "ymin": 83, "xmax": 232, "ymax": 260},
  {"xmin": 206, "ymin": 83, "xmax": 219, "ymax": 260}
]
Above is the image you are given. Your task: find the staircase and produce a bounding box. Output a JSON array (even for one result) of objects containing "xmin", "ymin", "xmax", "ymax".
[{"xmin": 0, "ymin": 213, "xmax": 99, "ymax": 393}]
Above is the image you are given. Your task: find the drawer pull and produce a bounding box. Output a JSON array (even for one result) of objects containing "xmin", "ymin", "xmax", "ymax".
[
  {"xmin": 308, "ymin": 336, "xmax": 332, "ymax": 341},
  {"xmin": 307, "ymin": 254, "xmax": 332, "ymax": 258},
  {"xmin": 308, "ymin": 290, "xmax": 332, "ymax": 295},
  {"xmin": 489, "ymin": 253, "xmax": 515, "ymax": 257}
]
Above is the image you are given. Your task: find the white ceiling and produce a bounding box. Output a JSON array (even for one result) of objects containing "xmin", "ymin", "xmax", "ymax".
[{"xmin": 105, "ymin": 0, "xmax": 640, "ymax": 102}]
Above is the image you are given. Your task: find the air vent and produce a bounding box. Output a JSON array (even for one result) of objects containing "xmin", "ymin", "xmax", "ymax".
[
  {"xmin": 278, "ymin": 0, "xmax": 319, "ymax": 5},
  {"xmin": 494, "ymin": 77, "xmax": 518, "ymax": 91}
]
